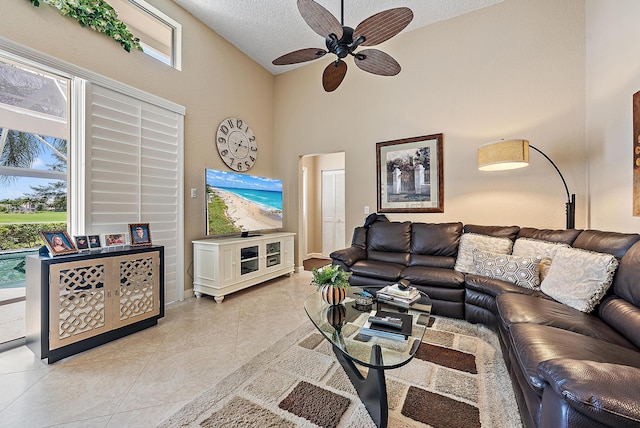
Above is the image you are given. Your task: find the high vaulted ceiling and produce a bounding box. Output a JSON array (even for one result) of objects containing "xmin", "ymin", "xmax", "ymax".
[{"xmin": 172, "ymin": 0, "xmax": 504, "ymax": 74}]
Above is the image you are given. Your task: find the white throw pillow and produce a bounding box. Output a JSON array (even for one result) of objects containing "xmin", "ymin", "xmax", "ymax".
[
  {"xmin": 472, "ymin": 250, "xmax": 540, "ymax": 289},
  {"xmin": 512, "ymin": 238, "xmax": 571, "ymax": 281},
  {"xmin": 454, "ymin": 233, "xmax": 513, "ymax": 274},
  {"xmin": 540, "ymin": 247, "xmax": 619, "ymax": 313}
]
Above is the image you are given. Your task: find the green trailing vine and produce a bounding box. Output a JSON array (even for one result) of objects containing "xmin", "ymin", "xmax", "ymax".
[{"xmin": 29, "ymin": 0, "xmax": 142, "ymax": 52}]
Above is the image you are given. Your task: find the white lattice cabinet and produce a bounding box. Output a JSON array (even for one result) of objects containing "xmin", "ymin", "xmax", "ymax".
[
  {"xmin": 26, "ymin": 246, "xmax": 164, "ymax": 363},
  {"xmin": 192, "ymin": 232, "xmax": 295, "ymax": 302}
]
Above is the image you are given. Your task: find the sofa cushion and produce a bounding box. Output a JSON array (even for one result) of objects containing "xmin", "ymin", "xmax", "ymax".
[
  {"xmin": 463, "ymin": 224, "xmax": 520, "ymax": 240},
  {"xmin": 410, "ymin": 222, "xmax": 462, "ymax": 257},
  {"xmin": 367, "ymin": 221, "xmax": 411, "ymax": 253},
  {"xmin": 454, "ymin": 233, "xmax": 513, "ymax": 274},
  {"xmin": 509, "ymin": 324, "xmax": 640, "ymax": 395},
  {"xmin": 472, "ymin": 250, "xmax": 540, "ymax": 289},
  {"xmin": 571, "ymin": 230, "xmax": 640, "ymax": 260},
  {"xmin": 348, "ymin": 260, "xmax": 404, "ymax": 282},
  {"xmin": 409, "ymin": 255, "xmax": 456, "ymax": 269},
  {"xmin": 540, "ymin": 247, "xmax": 618, "ymax": 313},
  {"xmin": 612, "ymin": 240, "xmax": 640, "ymax": 307},
  {"xmin": 496, "ymin": 293, "xmax": 636, "ymax": 349},
  {"xmin": 401, "ymin": 265, "xmax": 464, "ymax": 289},
  {"xmin": 516, "ymin": 227, "xmax": 582, "ymax": 245}
]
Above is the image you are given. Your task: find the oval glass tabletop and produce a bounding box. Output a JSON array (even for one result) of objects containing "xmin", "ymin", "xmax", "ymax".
[{"xmin": 304, "ymin": 286, "xmax": 431, "ymax": 369}]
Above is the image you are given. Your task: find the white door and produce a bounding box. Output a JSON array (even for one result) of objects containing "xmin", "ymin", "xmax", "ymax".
[{"xmin": 322, "ymin": 169, "xmax": 345, "ymax": 256}]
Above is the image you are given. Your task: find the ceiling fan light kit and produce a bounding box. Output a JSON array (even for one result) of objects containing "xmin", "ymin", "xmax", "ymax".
[{"xmin": 273, "ymin": 0, "xmax": 413, "ymax": 92}]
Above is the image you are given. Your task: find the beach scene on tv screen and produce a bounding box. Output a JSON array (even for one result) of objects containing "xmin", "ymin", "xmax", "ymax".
[{"xmin": 206, "ymin": 169, "xmax": 283, "ymax": 235}]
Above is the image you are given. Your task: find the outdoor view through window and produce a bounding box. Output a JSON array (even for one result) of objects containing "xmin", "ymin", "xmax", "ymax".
[{"xmin": 0, "ymin": 58, "xmax": 69, "ymax": 345}]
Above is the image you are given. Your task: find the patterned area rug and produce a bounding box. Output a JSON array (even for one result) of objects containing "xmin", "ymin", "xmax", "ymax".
[{"xmin": 158, "ymin": 316, "xmax": 522, "ymax": 428}]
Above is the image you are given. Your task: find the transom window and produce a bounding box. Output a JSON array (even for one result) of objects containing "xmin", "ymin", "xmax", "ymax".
[{"xmin": 110, "ymin": 0, "xmax": 182, "ymax": 70}]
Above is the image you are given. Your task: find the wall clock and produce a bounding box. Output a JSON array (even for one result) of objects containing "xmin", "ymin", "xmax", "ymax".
[{"xmin": 216, "ymin": 117, "xmax": 257, "ymax": 171}]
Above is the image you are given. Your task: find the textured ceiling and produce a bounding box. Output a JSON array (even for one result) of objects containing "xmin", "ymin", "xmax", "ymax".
[{"xmin": 172, "ymin": 0, "xmax": 504, "ymax": 74}]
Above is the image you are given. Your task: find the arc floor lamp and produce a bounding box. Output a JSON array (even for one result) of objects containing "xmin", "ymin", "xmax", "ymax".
[{"xmin": 477, "ymin": 139, "xmax": 576, "ymax": 229}]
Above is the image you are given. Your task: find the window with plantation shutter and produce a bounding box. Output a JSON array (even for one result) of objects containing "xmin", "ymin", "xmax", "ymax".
[{"xmin": 83, "ymin": 83, "xmax": 184, "ymax": 303}]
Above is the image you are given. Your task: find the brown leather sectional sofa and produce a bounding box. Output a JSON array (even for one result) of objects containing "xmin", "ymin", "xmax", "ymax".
[{"xmin": 330, "ymin": 219, "xmax": 640, "ymax": 428}]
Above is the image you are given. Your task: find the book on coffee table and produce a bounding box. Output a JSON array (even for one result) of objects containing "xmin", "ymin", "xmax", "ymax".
[
  {"xmin": 360, "ymin": 310, "xmax": 413, "ymax": 341},
  {"xmin": 376, "ymin": 285, "xmax": 421, "ymax": 308}
]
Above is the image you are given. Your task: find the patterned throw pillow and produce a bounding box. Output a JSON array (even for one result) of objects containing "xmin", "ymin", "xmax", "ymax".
[
  {"xmin": 454, "ymin": 233, "xmax": 513, "ymax": 274},
  {"xmin": 540, "ymin": 247, "xmax": 619, "ymax": 313},
  {"xmin": 472, "ymin": 250, "xmax": 541, "ymax": 289},
  {"xmin": 512, "ymin": 238, "xmax": 571, "ymax": 281}
]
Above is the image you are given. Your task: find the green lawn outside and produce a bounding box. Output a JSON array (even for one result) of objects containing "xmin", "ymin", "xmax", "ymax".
[{"xmin": 0, "ymin": 212, "xmax": 67, "ymax": 223}]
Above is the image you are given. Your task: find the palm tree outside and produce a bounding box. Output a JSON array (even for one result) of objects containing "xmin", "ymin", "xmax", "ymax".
[{"xmin": 0, "ymin": 58, "xmax": 70, "ymax": 344}]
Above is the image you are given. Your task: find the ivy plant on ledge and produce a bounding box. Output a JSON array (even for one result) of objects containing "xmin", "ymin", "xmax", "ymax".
[{"xmin": 29, "ymin": 0, "xmax": 142, "ymax": 52}]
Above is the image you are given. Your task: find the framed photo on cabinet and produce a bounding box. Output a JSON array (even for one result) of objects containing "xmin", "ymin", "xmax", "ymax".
[
  {"xmin": 88, "ymin": 235, "xmax": 102, "ymax": 249},
  {"xmin": 104, "ymin": 233, "xmax": 126, "ymax": 247},
  {"xmin": 129, "ymin": 223, "xmax": 152, "ymax": 246},
  {"xmin": 40, "ymin": 230, "xmax": 78, "ymax": 256}
]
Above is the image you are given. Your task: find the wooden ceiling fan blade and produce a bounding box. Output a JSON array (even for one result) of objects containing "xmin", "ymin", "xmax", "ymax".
[
  {"xmin": 273, "ymin": 48, "xmax": 327, "ymax": 65},
  {"xmin": 354, "ymin": 49, "xmax": 401, "ymax": 76},
  {"xmin": 297, "ymin": 0, "xmax": 343, "ymax": 40},
  {"xmin": 322, "ymin": 60, "xmax": 347, "ymax": 92},
  {"xmin": 354, "ymin": 7, "xmax": 413, "ymax": 46}
]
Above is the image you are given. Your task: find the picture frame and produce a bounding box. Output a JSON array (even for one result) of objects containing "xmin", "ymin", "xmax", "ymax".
[
  {"xmin": 103, "ymin": 233, "xmax": 126, "ymax": 247},
  {"xmin": 129, "ymin": 223, "xmax": 152, "ymax": 246},
  {"xmin": 40, "ymin": 230, "xmax": 78, "ymax": 256},
  {"xmin": 376, "ymin": 134, "xmax": 444, "ymax": 213},
  {"xmin": 74, "ymin": 235, "xmax": 89, "ymax": 251},
  {"xmin": 88, "ymin": 234, "xmax": 102, "ymax": 249},
  {"xmin": 633, "ymin": 90, "xmax": 640, "ymax": 216}
]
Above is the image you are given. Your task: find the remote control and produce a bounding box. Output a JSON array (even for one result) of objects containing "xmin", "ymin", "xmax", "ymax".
[{"xmin": 369, "ymin": 315, "xmax": 403, "ymax": 329}]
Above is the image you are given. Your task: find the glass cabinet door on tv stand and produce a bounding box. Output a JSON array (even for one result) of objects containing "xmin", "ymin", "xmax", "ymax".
[
  {"xmin": 240, "ymin": 245, "xmax": 260, "ymax": 276},
  {"xmin": 265, "ymin": 241, "xmax": 282, "ymax": 268},
  {"xmin": 192, "ymin": 232, "xmax": 296, "ymax": 303}
]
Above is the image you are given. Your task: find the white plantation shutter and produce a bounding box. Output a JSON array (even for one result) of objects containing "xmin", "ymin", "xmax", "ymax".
[{"xmin": 84, "ymin": 83, "xmax": 184, "ymax": 303}]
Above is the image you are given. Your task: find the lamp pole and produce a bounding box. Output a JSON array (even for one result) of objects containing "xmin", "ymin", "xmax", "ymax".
[{"xmin": 529, "ymin": 145, "xmax": 576, "ymax": 229}]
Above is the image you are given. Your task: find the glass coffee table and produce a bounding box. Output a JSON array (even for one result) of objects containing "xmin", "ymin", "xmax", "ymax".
[{"xmin": 304, "ymin": 287, "xmax": 431, "ymax": 428}]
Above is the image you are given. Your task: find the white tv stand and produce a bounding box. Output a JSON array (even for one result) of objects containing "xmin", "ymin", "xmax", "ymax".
[{"xmin": 192, "ymin": 232, "xmax": 295, "ymax": 302}]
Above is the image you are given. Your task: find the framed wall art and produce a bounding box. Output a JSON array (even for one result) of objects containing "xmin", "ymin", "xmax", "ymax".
[
  {"xmin": 129, "ymin": 223, "xmax": 152, "ymax": 246},
  {"xmin": 40, "ymin": 230, "xmax": 78, "ymax": 256},
  {"xmin": 634, "ymin": 90, "xmax": 640, "ymax": 216},
  {"xmin": 376, "ymin": 133, "xmax": 444, "ymax": 213}
]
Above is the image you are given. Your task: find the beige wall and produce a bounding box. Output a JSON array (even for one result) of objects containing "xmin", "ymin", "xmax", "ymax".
[
  {"xmin": 0, "ymin": 0, "xmax": 276, "ymax": 290},
  {"xmin": 585, "ymin": 0, "xmax": 640, "ymax": 233},
  {"xmin": 275, "ymin": 0, "xmax": 587, "ymax": 266}
]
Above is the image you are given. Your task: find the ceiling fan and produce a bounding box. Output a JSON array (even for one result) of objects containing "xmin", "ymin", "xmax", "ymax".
[{"xmin": 272, "ymin": 0, "xmax": 413, "ymax": 92}]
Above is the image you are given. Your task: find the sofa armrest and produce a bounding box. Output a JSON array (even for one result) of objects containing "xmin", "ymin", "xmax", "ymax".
[
  {"xmin": 538, "ymin": 358, "xmax": 640, "ymax": 427},
  {"xmin": 330, "ymin": 246, "xmax": 366, "ymax": 268}
]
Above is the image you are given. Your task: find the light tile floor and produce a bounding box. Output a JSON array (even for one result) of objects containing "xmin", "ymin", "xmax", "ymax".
[{"xmin": 0, "ymin": 270, "xmax": 315, "ymax": 428}]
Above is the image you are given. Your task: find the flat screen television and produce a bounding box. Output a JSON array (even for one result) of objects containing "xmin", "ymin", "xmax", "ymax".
[{"xmin": 205, "ymin": 168, "xmax": 283, "ymax": 236}]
